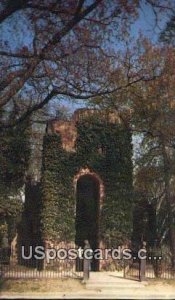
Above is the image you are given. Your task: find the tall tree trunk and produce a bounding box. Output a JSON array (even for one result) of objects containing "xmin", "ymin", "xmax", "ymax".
[{"xmin": 161, "ymin": 136, "xmax": 175, "ymax": 268}]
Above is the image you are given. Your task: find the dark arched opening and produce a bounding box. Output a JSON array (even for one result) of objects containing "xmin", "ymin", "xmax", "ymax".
[{"xmin": 75, "ymin": 174, "xmax": 100, "ymax": 271}]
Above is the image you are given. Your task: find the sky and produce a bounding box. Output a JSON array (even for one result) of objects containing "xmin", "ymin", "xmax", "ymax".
[
  {"xmin": 0, "ymin": 2, "xmax": 172, "ymax": 157},
  {"xmin": 0, "ymin": 2, "xmax": 171, "ymax": 53},
  {"xmin": 0, "ymin": 1, "xmax": 172, "ymax": 113},
  {"xmin": 131, "ymin": 1, "xmax": 170, "ymax": 43},
  {"xmin": 0, "ymin": 12, "xmax": 33, "ymax": 52},
  {"xmin": 68, "ymin": 3, "xmax": 170, "ymax": 112}
]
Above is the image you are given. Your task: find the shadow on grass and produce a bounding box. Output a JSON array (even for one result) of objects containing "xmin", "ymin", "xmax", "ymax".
[
  {"xmin": 0, "ymin": 277, "xmax": 8, "ymax": 290},
  {"xmin": 109, "ymin": 274, "xmax": 140, "ymax": 282}
]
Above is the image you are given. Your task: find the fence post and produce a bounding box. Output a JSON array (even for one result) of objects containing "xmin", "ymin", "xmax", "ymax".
[
  {"xmin": 139, "ymin": 241, "xmax": 146, "ymax": 282},
  {"xmin": 83, "ymin": 240, "xmax": 92, "ymax": 282},
  {"xmin": 123, "ymin": 259, "xmax": 126, "ymax": 278}
]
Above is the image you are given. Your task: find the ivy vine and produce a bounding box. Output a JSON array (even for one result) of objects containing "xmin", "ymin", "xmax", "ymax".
[{"xmin": 40, "ymin": 116, "xmax": 133, "ymax": 246}]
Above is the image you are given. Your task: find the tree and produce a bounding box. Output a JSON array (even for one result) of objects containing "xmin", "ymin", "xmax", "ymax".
[
  {"xmin": 0, "ymin": 0, "xmax": 137, "ymax": 128},
  {"xmin": 160, "ymin": 14, "xmax": 175, "ymax": 45},
  {"xmin": 0, "ymin": 0, "xmax": 174, "ymax": 128},
  {"xmin": 128, "ymin": 46, "xmax": 175, "ymax": 267},
  {"xmin": 90, "ymin": 40, "xmax": 175, "ymax": 266},
  {"xmin": 0, "ymin": 110, "xmax": 31, "ymax": 246}
]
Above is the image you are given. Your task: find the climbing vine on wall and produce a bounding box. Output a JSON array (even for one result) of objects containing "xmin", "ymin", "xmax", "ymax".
[
  {"xmin": 40, "ymin": 115, "xmax": 133, "ymax": 246},
  {"xmin": 40, "ymin": 134, "xmax": 76, "ymax": 241},
  {"xmin": 76, "ymin": 117, "xmax": 133, "ymax": 246}
]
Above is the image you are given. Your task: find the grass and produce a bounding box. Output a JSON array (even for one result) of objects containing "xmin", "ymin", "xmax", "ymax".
[
  {"xmin": 0, "ymin": 278, "xmax": 85, "ymax": 294},
  {"xmin": 147, "ymin": 278, "xmax": 175, "ymax": 287},
  {"xmin": 1, "ymin": 277, "xmax": 175, "ymax": 295}
]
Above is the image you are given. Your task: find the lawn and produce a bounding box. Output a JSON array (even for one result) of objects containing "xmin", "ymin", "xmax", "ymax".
[{"xmin": 0, "ymin": 278, "xmax": 85, "ymax": 294}]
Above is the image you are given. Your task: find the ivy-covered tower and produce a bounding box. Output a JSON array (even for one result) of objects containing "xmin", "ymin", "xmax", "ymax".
[{"xmin": 41, "ymin": 109, "xmax": 133, "ymax": 270}]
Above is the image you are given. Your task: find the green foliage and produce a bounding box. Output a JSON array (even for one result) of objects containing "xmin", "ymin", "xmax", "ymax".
[
  {"xmin": 40, "ymin": 135, "xmax": 76, "ymax": 241},
  {"xmin": 76, "ymin": 118, "xmax": 133, "ymax": 246},
  {"xmin": 0, "ymin": 119, "xmax": 30, "ymax": 245},
  {"xmin": 41, "ymin": 116, "xmax": 133, "ymax": 246},
  {"xmin": 0, "ymin": 122, "xmax": 31, "ymax": 192}
]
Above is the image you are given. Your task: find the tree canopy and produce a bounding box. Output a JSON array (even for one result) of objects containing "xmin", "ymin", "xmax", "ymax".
[{"xmin": 0, "ymin": 0, "xmax": 174, "ymax": 128}]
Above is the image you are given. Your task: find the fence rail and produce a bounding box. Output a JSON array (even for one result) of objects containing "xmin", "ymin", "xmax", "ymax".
[
  {"xmin": 1, "ymin": 246, "xmax": 175, "ymax": 280},
  {"xmin": 0, "ymin": 246, "xmax": 83, "ymax": 279},
  {"xmin": 124, "ymin": 256, "xmax": 175, "ymax": 281}
]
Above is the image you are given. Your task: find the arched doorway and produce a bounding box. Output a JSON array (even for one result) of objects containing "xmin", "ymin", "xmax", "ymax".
[{"xmin": 75, "ymin": 174, "xmax": 100, "ymax": 271}]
